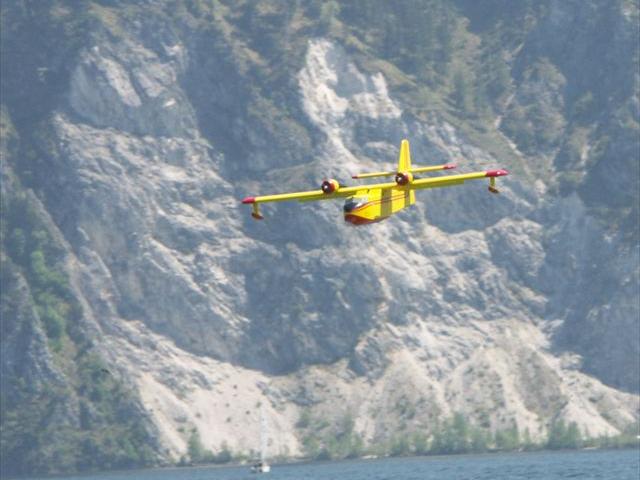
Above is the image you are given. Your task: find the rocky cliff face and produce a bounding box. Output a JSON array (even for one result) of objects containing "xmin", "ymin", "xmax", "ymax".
[{"xmin": 1, "ymin": 0, "xmax": 638, "ymax": 475}]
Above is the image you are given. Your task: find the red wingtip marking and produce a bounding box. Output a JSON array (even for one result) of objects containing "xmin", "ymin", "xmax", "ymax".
[
  {"xmin": 444, "ymin": 164, "xmax": 457, "ymax": 170},
  {"xmin": 242, "ymin": 196, "xmax": 256, "ymax": 204},
  {"xmin": 351, "ymin": 175, "xmax": 359, "ymax": 179},
  {"xmin": 485, "ymin": 169, "xmax": 509, "ymax": 177}
]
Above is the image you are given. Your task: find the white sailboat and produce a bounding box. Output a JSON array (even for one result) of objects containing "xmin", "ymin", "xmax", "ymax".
[{"xmin": 250, "ymin": 405, "xmax": 271, "ymax": 473}]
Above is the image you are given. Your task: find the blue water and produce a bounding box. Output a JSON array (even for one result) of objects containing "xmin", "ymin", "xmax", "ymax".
[{"xmin": 22, "ymin": 449, "xmax": 640, "ymax": 480}]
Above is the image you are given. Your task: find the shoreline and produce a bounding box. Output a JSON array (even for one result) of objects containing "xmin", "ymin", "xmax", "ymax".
[{"xmin": 14, "ymin": 444, "xmax": 640, "ymax": 480}]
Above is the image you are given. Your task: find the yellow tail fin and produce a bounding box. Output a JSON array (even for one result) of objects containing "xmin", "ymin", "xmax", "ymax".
[{"xmin": 397, "ymin": 139, "xmax": 412, "ymax": 172}]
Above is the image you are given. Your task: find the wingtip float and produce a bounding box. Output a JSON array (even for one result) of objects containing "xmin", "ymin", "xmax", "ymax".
[
  {"xmin": 485, "ymin": 169, "xmax": 509, "ymax": 194},
  {"xmin": 241, "ymin": 139, "xmax": 509, "ymax": 225}
]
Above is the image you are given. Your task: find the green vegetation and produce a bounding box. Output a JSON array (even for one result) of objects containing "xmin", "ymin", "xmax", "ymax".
[
  {"xmin": 299, "ymin": 410, "xmax": 364, "ymax": 460},
  {"xmin": 297, "ymin": 411, "xmax": 640, "ymax": 461},
  {"xmin": 546, "ymin": 419, "xmax": 582, "ymax": 450},
  {"xmin": 0, "ymin": 187, "xmax": 157, "ymax": 477},
  {"xmin": 2, "ymin": 193, "xmax": 79, "ymax": 349},
  {"xmin": 582, "ymin": 422, "xmax": 640, "ymax": 450},
  {"xmin": 179, "ymin": 430, "xmax": 234, "ymax": 466}
]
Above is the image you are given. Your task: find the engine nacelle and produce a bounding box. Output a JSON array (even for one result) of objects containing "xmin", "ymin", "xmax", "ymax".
[
  {"xmin": 321, "ymin": 179, "xmax": 340, "ymax": 194},
  {"xmin": 395, "ymin": 171, "xmax": 414, "ymax": 186}
]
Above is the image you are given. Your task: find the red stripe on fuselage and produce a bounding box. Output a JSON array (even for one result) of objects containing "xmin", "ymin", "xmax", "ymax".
[{"xmin": 344, "ymin": 214, "xmax": 387, "ymax": 225}]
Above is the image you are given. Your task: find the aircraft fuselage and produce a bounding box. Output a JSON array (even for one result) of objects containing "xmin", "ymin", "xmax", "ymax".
[{"xmin": 343, "ymin": 186, "xmax": 415, "ymax": 225}]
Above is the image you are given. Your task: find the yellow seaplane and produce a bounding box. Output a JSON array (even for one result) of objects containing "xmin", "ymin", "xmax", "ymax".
[{"xmin": 241, "ymin": 139, "xmax": 508, "ymax": 225}]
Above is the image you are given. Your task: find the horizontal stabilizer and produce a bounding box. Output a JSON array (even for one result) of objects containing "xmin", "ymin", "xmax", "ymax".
[{"xmin": 352, "ymin": 163, "xmax": 456, "ymax": 179}]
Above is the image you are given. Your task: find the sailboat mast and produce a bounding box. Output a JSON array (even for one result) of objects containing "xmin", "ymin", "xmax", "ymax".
[{"xmin": 260, "ymin": 404, "xmax": 268, "ymax": 463}]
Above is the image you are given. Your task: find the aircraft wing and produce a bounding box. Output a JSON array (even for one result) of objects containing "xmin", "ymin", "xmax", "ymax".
[
  {"xmin": 241, "ymin": 180, "xmax": 397, "ymax": 219},
  {"xmin": 242, "ymin": 184, "xmax": 386, "ymax": 204},
  {"xmin": 410, "ymin": 169, "xmax": 509, "ymax": 190},
  {"xmin": 243, "ymin": 187, "xmax": 351, "ymax": 205}
]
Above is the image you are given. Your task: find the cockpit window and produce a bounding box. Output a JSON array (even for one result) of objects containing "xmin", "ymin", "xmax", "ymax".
[{"xmin": 343, "ymin": 197, "xmax": 368, "ymax": 213}]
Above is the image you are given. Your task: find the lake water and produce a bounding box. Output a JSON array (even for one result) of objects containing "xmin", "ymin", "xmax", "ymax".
[{"xmin": 22, "ymin": 449, "xmax": 640, "ymax": 480}]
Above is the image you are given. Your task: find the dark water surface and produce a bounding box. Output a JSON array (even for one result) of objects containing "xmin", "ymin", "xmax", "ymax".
[{"xmin": 23, "ymin": 449, "xmax": 640, "ymax": 480}]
